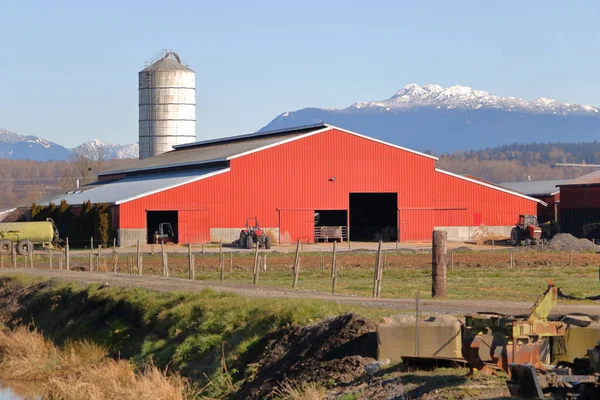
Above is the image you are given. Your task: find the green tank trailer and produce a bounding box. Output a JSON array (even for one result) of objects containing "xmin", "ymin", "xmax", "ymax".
[{"xmin": 0, "ymin": 219, "xmax": 60, "ymax": 255}]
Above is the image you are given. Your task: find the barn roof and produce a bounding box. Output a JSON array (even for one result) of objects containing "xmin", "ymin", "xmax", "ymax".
[
  {"xmin": 37, "ymin": 168, "xmax": 229, "ymax": 206},
  {"xmin": 499, "ymin": 179, "xmax": 571, "ymax": 196},
  {"xmin": 100, "ymin": 123, "xmax": 438, "ymax": 177},
  {"xmin": 557, "ymin": 169, "xmax": 600, "ymax": 187}
]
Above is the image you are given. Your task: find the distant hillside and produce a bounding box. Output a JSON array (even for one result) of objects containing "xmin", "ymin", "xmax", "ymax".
[
  {"xmin": 260, "ymin": 84, "xmax": 600, "ymax": 154},
  {"xmin": 438, "ymin": 142, "xmax": 600, "ymax": 183}
]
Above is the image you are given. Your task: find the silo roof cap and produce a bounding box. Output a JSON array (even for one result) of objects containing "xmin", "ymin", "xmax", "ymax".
[{"xmin": 141, "ymin": 52, "xmax": 193, "ymax": 72}]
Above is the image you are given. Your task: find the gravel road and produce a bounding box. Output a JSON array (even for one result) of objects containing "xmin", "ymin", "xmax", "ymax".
[{"xmin": 1, "ymin": 268, "xmax": 598, "ymax": 318}]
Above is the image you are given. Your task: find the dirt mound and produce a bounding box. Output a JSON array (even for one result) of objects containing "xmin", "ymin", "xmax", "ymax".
[
  {"xmin": 235, "ymin": 313, "xmax": 377, "ymax": 400},
  {"xmin": 546, "ymin": 233, "xmax": 600, "ymax": 252}
]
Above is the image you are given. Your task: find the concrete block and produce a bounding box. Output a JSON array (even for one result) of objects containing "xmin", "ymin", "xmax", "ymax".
[
  {"xmin": 118, "ymin": 229, "xmax": 146, "ymax": 247},
  {"xmin": 377, "ymin": 314, "xmax": 463, "ymax": 362}
]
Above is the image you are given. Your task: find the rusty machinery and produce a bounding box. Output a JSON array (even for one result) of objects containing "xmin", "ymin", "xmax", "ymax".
[
  {"xmin": 507, "ymin": 342, "xmax": 600, "ymax": 399},
  {"xmin": 462, "ymin": 283, "xmax": 567, "ymax": 375}
]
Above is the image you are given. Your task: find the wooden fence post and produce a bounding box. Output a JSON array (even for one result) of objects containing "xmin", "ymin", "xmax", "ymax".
[
  {"xmin": 219, "ymin": 240, "xmax": 224, "ymax": 281},
  {"xmin": 373, "ymin": 241, "xmax": 383, "ymax": 297},
  {"xmin": 48, "ymin": 248, "xmax": 53, "ymax": 269},
  {"xmin": 28, "ymin": 243, "xmax": 33, "ymax": 269},
  {"xmin": 570, "ymin": 251, "xmax": 573, "ymax": 268},
  {"xmin": 97, "ymin": 245, "xmax": 102, "ymax": 272},
  {"xmin": 58, "ymin": 254, "xmax": 63, "ymax": 270},
  {"xmin": 292, "ymin": 240, "xmax": 301, "ymax": 289},
  {"xmin": 137, "ymin": 240, "xmax": 142, "ymax": 276},
  {"xmin": 377, "ymin": 247, "xmax": 384, "ymax": 297},
  {"xmin": 65, "ymin": 238, "xmax": 70, "ymax": 271},
  {"xmin": 112, "ymin": 240, "xmax": 117, "ymax": 273},
  {"xmin": 331, "ymin": 241, "xmax": 337, "ymax": 293},
  {"xmin": 331, "ymin": 241, "xmax": 337, "ymax": 278},
  {"xmin": 12, "ymin": 245, "xmax": 16, "ymax": 268},
  {"xmin": 253, "ymin": 244, "xmax": 260, "ymax": 284},
  {"xmin": 89, "ymin": 237, "xmax": 93, "ymax": 271},
  {"xmin": 188, "ymin": 244, "xmax": 194, "ymax": 280},
  {"xmin": 229, "ymin": 252, "xmax": 233, "ymax": 273},
  {"xmin": 432, "ymin": 230, "xmax": 448, "ymax": 298},
  {"xmin": 161, "ymin": 242, "xmax": 169, "ymax": 277},
  {"xmin": 263, "ymin": 253, "xmax": 267, "ymax": 272}
]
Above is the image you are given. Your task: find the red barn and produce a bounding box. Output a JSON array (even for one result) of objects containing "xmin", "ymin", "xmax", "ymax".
[
  {"xmin": 41, "ymin": 124, "xmax": 543, "ymax": 246},
  {"xmin": 558, "ymin": 170, "xmax": 600, "ymax": 239}
]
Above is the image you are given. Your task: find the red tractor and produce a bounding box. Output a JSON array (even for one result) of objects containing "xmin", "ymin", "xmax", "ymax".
[
  {"xmin": 510, "ymin": 214, "xmax": 542, "ymax": 246},
  {"xmin": 238, "ymin": 217, "xmax": 272, "ymax": 249}
]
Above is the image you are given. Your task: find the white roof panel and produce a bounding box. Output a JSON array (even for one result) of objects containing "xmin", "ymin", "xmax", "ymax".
[{"xmin": 39, "ymin": 168, "xmax": 228, "ymax": 206}]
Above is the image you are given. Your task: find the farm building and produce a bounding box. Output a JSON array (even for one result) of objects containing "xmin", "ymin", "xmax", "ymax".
[
  {"xmin": 500, "ymin": 179, "xmax": 570, "ymax": 224},
  {"xmin": 557, "ymin": 170, "xmax": 600, "ymax": 239},
  {"xmin": 36, "ymin": 124, "xmax": 543, "ymax": 246}
]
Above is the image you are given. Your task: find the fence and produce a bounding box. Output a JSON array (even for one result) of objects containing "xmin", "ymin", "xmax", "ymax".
[{"xmin": 1, "ymin": 236, "xmax": 599, "ymax": 299}]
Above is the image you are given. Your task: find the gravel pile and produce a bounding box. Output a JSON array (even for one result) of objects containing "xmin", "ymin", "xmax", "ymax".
[{"xmin": 546, "ymin": 233, "xmax": 600, "ymax": 252}]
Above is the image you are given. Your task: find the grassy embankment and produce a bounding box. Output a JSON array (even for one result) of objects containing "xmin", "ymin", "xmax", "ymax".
[
  {"xmin": 0, "ymin": 275, "xmax": 391, "ymax": 399},
  {"xmin": 56, "ymin": 249, "xmax": 600, "ymax": 301}
]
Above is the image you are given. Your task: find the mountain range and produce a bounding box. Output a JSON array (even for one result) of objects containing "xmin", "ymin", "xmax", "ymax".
[
  {"xmin": 260, "ymin": 84, "xmax": 600, "ymax": 153},
  {"xmin": 0, "ymin": 128, "xmax": 138, "ymax": 161},
  {"xmin": 3, "ymin": 84, "xmax": 600, "ymax": 160}
]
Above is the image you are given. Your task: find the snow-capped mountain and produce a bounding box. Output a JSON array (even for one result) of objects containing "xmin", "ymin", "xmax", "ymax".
[
  {"xmin": 261, "ymin": 84, "xmax": 600, "ymax": 153},
  {"xmin": 0, "ymin": 128, "xmax": 138, "ymax": 161},
  {"xmin": 353, "ymin": 84, "xmax": 599, "ymax": 115},
  {"xmin": 0, "ymin": 128, "xmax": 71, "ymax": 161},
  {"xmin": 72, "ymin": 140, "xmax": 139, "ymax": 160}
]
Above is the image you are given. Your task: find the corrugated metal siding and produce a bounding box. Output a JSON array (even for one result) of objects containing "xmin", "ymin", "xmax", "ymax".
[
  {"xmin": 399, "ymin": 209, "xmax": 434, "ymax": 241},
  {"xmin": 433, "ymin": 171, "xmax": 538, "ymax": 226},
  {"xmin": 119, "ymin": 128, "xmax": 539, "ymax": 243},
  {"xmin": 178, "ymin": 210, "xmax": 210, "ymax": 243},
  {"xmin": 279, "ymin": 210, "xmax": 314, "ymax": 243}
]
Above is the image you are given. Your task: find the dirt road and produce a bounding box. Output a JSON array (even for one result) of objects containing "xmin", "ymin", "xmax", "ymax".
[{"xmin": 1, "ymin": 268, "xmax": 598, "ymax": 318}]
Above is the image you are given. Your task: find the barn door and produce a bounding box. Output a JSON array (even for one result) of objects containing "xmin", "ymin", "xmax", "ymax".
[
  {"xmin": 278, "ymin": 210, "xmax": 314, "ymax": 244},
  {"xmin": 178, "ymin": 210, "xmax": 210, "ymax": 244}
]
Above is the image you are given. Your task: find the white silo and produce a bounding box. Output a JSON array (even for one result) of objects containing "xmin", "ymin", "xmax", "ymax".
[{"xmin": 139, "ymin": 50, "xmax": 196, "ymax": 159}]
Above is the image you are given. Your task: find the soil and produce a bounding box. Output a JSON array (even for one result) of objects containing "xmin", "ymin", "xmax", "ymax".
[{"xmin": 235, "ymin": 313, "xmax": 377, "ymax": 400}]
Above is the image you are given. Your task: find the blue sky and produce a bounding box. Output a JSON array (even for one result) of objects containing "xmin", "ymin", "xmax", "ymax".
[{"xmin": 1, "ymin": 1, "xmax": 599, "ymax": 147}]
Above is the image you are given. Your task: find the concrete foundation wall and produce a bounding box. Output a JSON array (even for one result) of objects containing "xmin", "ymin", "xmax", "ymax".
[
  {"xmin": 118, "ymin": 229, "xmax": 146, "ymax": 247},
  {"xmin": 210, "ymin": 228, "xmax": 280, "ymax": 244},
  {"xmin": 434, "ymin": 226, "xmax": 512, "ymax": 242}
]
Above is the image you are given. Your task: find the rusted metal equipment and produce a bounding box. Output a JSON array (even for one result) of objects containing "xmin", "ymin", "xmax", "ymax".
[
  {"xmin": 462, "ymin": 283, "xmax": 567, "ymax": 375},
  {"xmin": 507, "ymin": 341, "xmax": 600, "ymax": 399}
]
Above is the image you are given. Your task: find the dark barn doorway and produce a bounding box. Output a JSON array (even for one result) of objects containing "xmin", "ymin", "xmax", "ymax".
[
  {"xmin": 146, "ymin": 211, "xmax": 178, "ymax": 244},
  {"xmin": 314, "ymin": 210, "xmax": 348, "ymax": 242},
  {"xmin": 349, "ymin": 193, "xmax": 398, "ymax": 241}
]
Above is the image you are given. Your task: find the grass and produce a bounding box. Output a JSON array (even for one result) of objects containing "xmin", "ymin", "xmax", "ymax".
[
  {"xmin": 0, "ymin": 327, "xmax": 192, "ymax": 400},
  {"xmin": 57, "ymin": 249, "xmax": 600, "ymax": 302},
  {"xmin": 0, "ymin": 276, "xmax": 392, "ymax": 399}
]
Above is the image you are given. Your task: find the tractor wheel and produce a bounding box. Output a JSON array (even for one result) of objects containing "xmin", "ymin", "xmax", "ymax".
[
  {"xmin": 510, "ymin": 228, "xmax": 520, "ymax": 246},
  {"xmin": 264, "ymin": 236, "xmax": 272, "ymax": 250},
  {"xmin": 246, "ymin": 235, "xmax": 254, "ymax": 249},
  {"xmin": 17, "ymin": 240, "xmax": 32, "ymax": 256},
  {"xmin": 0, "ymin": 240, "xmax": 13, "ymax": 255}
]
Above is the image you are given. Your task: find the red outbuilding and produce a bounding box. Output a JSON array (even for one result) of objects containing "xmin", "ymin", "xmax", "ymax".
[
  {"xmin": 558, "ymin": 170, "xmax": 600, "ymax": 239},
  {"xmin": 40, "ymin": 124, "xmax": 543, "ymax": 246}
]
